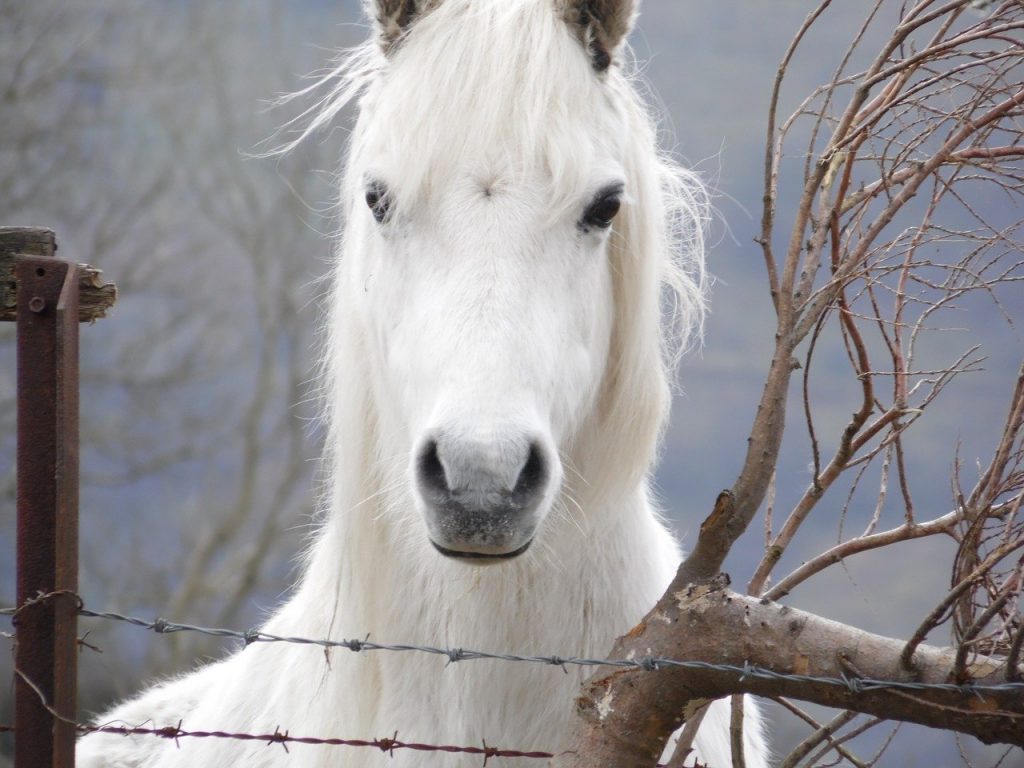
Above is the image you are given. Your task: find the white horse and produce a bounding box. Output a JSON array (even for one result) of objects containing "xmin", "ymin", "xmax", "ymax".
[{"xmin": 79, "ymin": 1, "xmax": 767, "ymax": 766}]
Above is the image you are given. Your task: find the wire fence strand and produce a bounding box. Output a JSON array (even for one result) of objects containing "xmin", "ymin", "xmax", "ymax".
[
  {"xmin": 3, "ymin": 592, "xmax": 1024, "ymax": 698},
  {"xmin": 3, "ymin": 590, "xmax": 1023, "ymax": 765},
  {"xmin": 0, "ymin": 720, "xmax": 557, "ymax": 762}
]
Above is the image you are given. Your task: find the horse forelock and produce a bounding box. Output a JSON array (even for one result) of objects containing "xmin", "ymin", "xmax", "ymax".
[{"xmin": 349, "ymin": 0, "xmax": 610, "ymax": 217}]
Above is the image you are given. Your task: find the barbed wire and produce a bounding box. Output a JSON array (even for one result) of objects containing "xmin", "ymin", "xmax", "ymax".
[
  {"xmin": 0, "ymin": 720, "xmax": 557, "ymax": 762},
  {"xmin": 4, "ymin": 655, "xmax": 566, "ymax": 762},
  {"xmin": 3, "ymin": 591, "xmax": 1024, "ymax": 698}
]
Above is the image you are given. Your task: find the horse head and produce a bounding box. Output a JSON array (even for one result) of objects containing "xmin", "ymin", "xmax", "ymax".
[{"xmin": 331, "ymin": 0, "xmax": 705, "ymax": 562}]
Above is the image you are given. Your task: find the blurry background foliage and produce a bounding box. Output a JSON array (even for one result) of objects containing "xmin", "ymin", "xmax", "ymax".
[{"xmin": 0, "ymin": 1, "xmax": 1020, "ymax": 765}]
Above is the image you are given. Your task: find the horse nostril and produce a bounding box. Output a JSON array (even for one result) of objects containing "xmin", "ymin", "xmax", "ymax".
[
  {"xmin": 513, "ymin": 442, "xmax": 546, "ymax": 499},
  {"xmin": 415, "ymin": 433, "xmax": 552, "ymax": 514},
  {"xmin": 417, "ymin": 439, "xmax": 450, "ymax": 497}
]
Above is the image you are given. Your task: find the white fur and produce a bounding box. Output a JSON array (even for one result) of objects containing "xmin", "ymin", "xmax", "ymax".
[{"xmin": 78, "ymin": 1, "xmax": 768, "ymax": 765}]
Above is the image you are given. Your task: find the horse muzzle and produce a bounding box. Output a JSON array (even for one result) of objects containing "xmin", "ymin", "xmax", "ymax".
[{"xmin": 414, "ymin": 430, "xmax": 554, "ymax": 560}]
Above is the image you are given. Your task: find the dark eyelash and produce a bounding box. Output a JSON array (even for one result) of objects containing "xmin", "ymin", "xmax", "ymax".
[{"xmin": 580, "ymin": 184, "xmax": 624, "ymax": 231}]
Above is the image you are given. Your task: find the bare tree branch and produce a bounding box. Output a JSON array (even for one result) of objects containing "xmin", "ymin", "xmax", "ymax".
[{"xmin": 555, "ymin": 2, "xmax": 1024, "ymax": 763}]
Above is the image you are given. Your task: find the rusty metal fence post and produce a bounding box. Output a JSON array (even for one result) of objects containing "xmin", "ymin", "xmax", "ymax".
[{"xmin": 2, "ymin": 227, "xmax": 116, "ymax": 768}]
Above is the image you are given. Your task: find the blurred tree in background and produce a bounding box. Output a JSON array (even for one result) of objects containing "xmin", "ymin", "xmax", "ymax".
[{"xmin": 0, "ymin": 0, "xmax": 348, "ymax": 714}]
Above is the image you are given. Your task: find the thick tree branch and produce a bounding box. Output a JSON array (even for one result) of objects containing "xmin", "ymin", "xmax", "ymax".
[
  {"xmin": 550, "ymin": 584, "xmax": 1023, "ymax": 767},
  {"xmin": 674, "ymin": 337, "xmax": 798, "ymax": 587}
]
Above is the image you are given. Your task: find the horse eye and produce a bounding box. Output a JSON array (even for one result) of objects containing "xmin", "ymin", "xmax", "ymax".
[
  {"xmin": 365, "ymin": 181, "xmax": 392, "ymax": 224},
  {"xmin": 581, "ymin": 186, "xmax": 623, "ymax": 231}
]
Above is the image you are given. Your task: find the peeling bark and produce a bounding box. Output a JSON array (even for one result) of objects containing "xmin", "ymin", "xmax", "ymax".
[{"xmin": 552, "ymin": 583, "xmax": 1024, "ymax": 767}]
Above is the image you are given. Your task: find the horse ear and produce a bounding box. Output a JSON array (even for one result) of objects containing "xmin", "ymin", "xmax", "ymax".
[
  {"xmin": 365, "ymin": 0, "xmax": 439, "ymax": 52},
  {"xmin": 559, "ymin": 0, "xmax": 638, "ymax": 72}
]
